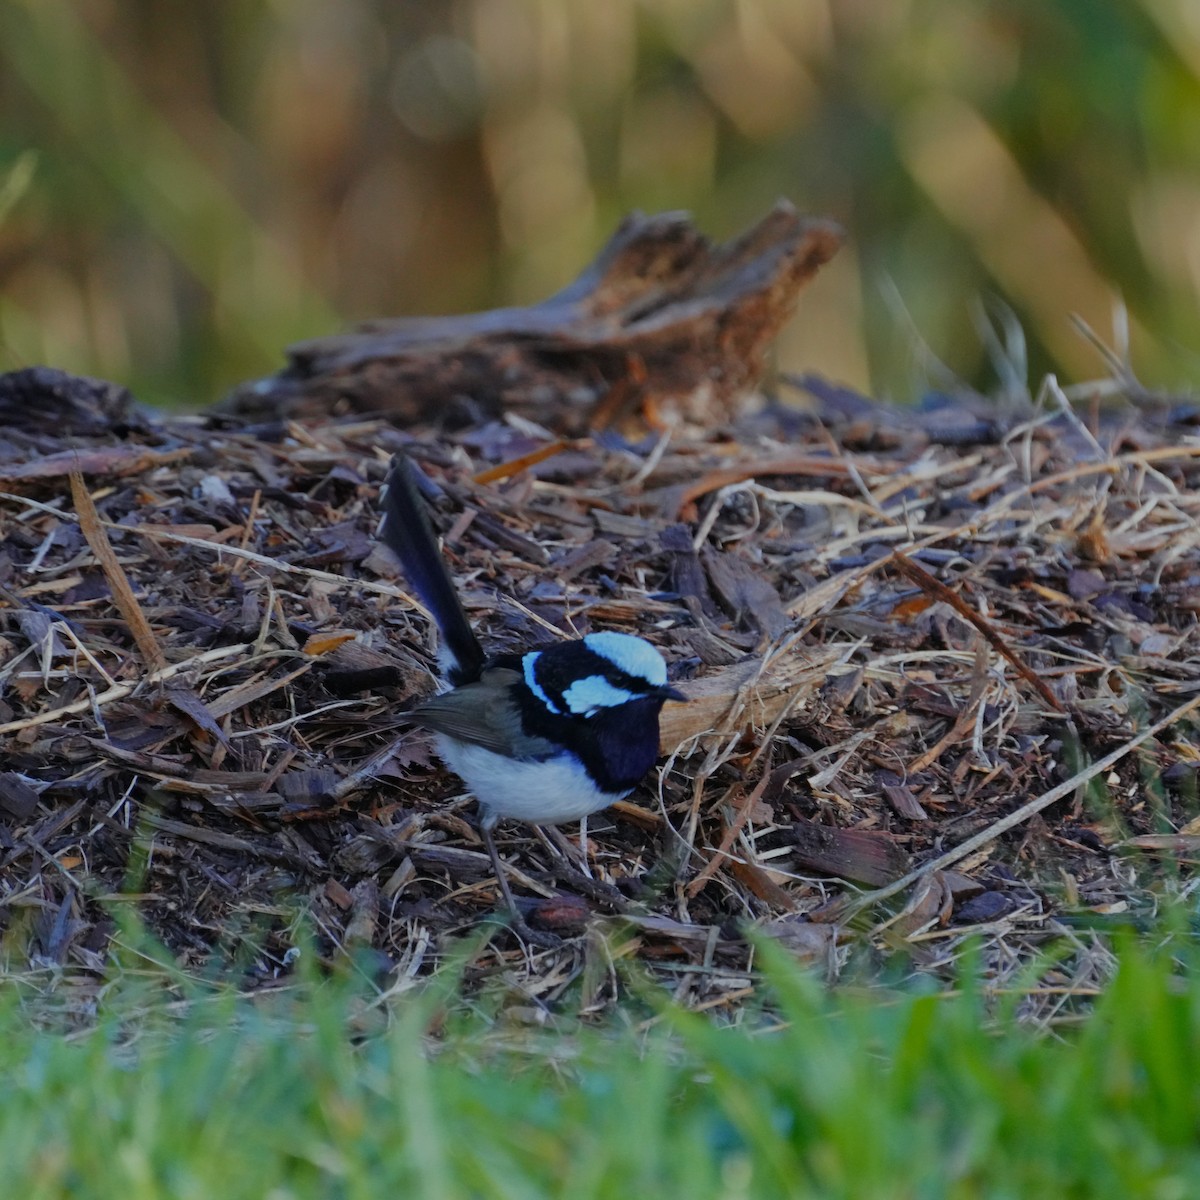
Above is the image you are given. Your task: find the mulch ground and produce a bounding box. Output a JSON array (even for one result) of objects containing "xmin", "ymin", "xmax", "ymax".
[{"xmin": 3, "ymin": 368, "xmax": 1200, "ymax": 1019}]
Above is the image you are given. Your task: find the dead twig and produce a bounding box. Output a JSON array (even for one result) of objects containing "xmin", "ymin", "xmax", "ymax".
[{"xmin": 890, "ymin": 553, "xmax": 1066, "ymax": 714}]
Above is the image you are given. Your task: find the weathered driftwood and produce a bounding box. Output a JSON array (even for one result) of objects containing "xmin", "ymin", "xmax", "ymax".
[{"xmin": 225, "ymin": 201, "xmax": 842, "ymax": 432}]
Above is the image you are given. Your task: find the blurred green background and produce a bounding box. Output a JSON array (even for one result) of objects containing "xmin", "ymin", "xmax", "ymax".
[{"xmin": 0, "ymin": 0, "xmax": 1198, "ymax": 410}]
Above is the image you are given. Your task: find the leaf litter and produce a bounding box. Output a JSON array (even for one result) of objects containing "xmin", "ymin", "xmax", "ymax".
[{"xmin": 2, "ymin": 225, "xmax": 1200, "ymax": 1025}]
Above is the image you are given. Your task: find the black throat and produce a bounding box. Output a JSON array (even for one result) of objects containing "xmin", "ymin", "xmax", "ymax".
[{"xmin": 509, "ymin": 682, "xmax": 666, "ymax": 794}]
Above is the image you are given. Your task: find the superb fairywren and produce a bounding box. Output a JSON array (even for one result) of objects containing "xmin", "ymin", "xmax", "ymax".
[{"xmin": 378, "ymin": 453, "xmax": 684, "ymax": 936}]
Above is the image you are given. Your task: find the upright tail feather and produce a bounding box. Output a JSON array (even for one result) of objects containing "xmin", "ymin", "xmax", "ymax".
[{"xmin": 378, "ymin": 453, "xmax": 486, "ymax": 685}]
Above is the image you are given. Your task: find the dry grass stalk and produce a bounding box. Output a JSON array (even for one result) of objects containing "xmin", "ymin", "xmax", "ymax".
[{"xmin": 69, "ymin": 471, "xmax": 167, "ymax": 673}]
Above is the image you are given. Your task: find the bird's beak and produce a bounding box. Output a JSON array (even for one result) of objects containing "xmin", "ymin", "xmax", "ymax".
[{"xmin": 659, "ymin": 684, "xmax": 688, "ymax": 703}]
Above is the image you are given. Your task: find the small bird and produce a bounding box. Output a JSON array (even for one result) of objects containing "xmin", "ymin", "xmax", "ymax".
[{"xmin": 378, "ymin": 452, "xmax": 685, "ymax": 940}]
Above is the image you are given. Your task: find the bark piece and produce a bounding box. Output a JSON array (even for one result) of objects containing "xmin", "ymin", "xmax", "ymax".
[
  {"xmin": 700, "ymin": 544, "xmax": 790, "ymax": 639},
  {"xmin": 0, "ymin": 772, "xmax": 39, "ymax": 820},
  {"xmin": 661, "ymin": 523, "xmax": 718, "ymax": 616},
  {"xmin": 877, "ymin": 769, "xmax": 929, "ymax": 821},
  {"xmin": 788, "ymin": 819, "xmax": 909, "ymax": 887}
]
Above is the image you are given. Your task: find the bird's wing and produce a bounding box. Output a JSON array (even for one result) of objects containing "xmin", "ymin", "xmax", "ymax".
[{"xmin": 408, "ymin": 669, "xmax": 558, "ymax": 760}]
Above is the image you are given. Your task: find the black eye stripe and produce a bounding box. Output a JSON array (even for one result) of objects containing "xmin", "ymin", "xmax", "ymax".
[{"xmin": 532, "ymin": 643, "xmax": 650, "ymax": 712}]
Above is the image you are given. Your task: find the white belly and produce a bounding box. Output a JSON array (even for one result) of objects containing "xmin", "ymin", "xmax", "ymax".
[{"xmin": 435, "ymin": 734, "xmax": 628, "ymax": 827}]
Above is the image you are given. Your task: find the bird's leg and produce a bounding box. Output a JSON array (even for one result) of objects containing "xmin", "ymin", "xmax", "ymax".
[
  {"xmin": 480, "ymin": 821, "xmax": 520, "ymax": 920},
  {"xmin": 480, "ymin": 821, "xmax": 562, "ymax": 949}
]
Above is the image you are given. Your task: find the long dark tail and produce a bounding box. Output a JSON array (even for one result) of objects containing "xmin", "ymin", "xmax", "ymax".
[{"xmin": 378, "ymin": 453, "xmax": 486, "ymax": 685}]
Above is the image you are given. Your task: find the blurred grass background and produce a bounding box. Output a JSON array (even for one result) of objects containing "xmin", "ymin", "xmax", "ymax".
[{"xmin": 1, "ymin": 0, "xmax": 1198, "ymax": 409}]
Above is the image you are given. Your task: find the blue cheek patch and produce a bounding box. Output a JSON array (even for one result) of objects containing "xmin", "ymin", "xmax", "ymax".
[
  {"xmin": 562, "ymin": 674, "xmax": 635, "ymax": 717},
  {"xmin": 523, "ymin": 651, "xmax": 563, "ymax": 715},
  {"xmin": 583, "ymin": 632, "xmax": 667, "ymax": 688}
]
